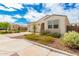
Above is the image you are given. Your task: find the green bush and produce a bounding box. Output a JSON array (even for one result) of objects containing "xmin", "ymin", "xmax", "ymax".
[
  {"xmin": 7, "ymin": 30, "xmax": 13, "ymax": 33},
  {"xmin": 40, "ymin": 30, "xmax": 61, "ymax": 38},
  {"xmin": 15, "ymin": 30, "xmax": 20, "ymax": 33},
  {"xmin": 62, "ymin": 31, "xmax": 79, "ymax": 49},
  {"xmin": 5, "ymin": 30, "xmax": 12, "ymax": 33},
  {"xmin": 25, "ymin": 34, "xmax": 54, "ymax": 44},
  {"xmin": 50, "ymin": 33, "xmax": 61, "ymax": 38},
  {"xmin": 25, "ymin": 34, "xmax": 40, "ymax": 41},
  {"xmin": 0, "ymin": 31, "xmax": 7, "ymax": 34},
  {"xmin": 0, "ymin": 30, "xmax": 9, "ymax": 34},
  {"xmin": 40, "ymin": 30, "xmax": 50, "ymax": 35},
  {"xmin": 39, "ymin": 36, "xmax": 53, "ymax": 44}
]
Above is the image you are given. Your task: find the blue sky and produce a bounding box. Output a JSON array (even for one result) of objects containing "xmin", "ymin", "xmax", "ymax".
[{"xmin": 0, "ymin": 3, "xmax": 79, "ymax": 25}]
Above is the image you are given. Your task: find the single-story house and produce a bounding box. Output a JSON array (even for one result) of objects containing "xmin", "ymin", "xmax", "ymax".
[
  {"xmin": 10, "ymin": 24, "xmax": 27, "ymax": 31},
  {"xmin": 71, "ymin": 23, "xmax": 79, "ymax": 26},
  {"xmin": 27, "ymin": 14, "xmax": 70, "ymax": 35},
  {"xmin": 10, "ymin": 24, "xmax": 20, "ymax": 30}
]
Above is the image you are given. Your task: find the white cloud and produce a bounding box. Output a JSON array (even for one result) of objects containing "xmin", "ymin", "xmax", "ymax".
[
  {"xmin": 0, "ymin": 15, "xmax": 16, "ymax": 23},
  {"xmin": 44, "ymin": 4, "xmax": 59, "ymax": 14},
  {"xmin": 23, "ymin": 3, "xmax": 79, "ymax": 23},
  {"xmin": 65, "ymin": 9, "xmax": 79, "ymax": 23},
  {"xmin": 0, "ymin": 3, "xmax": 79, "ymax": 24},
  {"xmin": 0, "ymin": 7, "xmax": 16, "ymax": 11},
  {"xmin": 24, "ymin": 4, "xmax": 60, "ymax": 22},
  {"xmin": 0, "ymin": 1, "xmax": 22, "ymax": 9},
  {"xmin": 13, "ymin": 15, "xmax": 22, "ymax": 18},
  {"xmin": 45, "ymin": 3, "xmax": 79, "ymax": 23},
  {"xmin": 0, "ymin": 0, "xmax": 40, "ymax": 9},
  {"xmin": 24, "ymin": 9, "xmax": 45, "ymax": 22}
]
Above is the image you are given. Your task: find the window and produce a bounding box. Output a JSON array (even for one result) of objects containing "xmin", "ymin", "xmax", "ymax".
[
  {"xmin": 48, "ymin": 21, "xmax": 52, "ymax": 29},
  {"xmin": 48, "ymin": 20, "xmax": 59, "ymax": 29},
  {"xmin": 48, "ymin": 25, "xmax": 52, "ymax": 28},
  {"xmin": 53, "ymin": 20, "xmax": 59, "ymax": 29},
  {"xmin": 54, "ymin": 25, "xmax": 59, "ymax": 28}
]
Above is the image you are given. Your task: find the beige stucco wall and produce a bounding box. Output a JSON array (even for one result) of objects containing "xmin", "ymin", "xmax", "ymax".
[
  {"xmin": 27, "ymin": 15, "xmax": 69, "ymax": 35},
  {"xmin": 27, "ymin": 23, "xmax": 34, "ymax": 32}
]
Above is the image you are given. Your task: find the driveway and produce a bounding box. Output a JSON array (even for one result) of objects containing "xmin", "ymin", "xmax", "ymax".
[
  {"xmin": 0, "ymin": 32, "xmax": 72, "ymax": 56},
  {"xmin": 3, "ymin": 32, "xmax": 32, "ymax": 37}
]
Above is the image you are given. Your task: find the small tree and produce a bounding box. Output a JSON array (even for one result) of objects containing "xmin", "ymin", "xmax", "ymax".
[{"xmin": 0, "ymin": 22, "xmax": 11, "ymax": 31}]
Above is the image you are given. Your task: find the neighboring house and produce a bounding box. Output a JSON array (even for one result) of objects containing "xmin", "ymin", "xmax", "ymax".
[
  {"xmin": 71, "ymin": 23, "xmax": 79, "ymax": 26},
  {"xmin": 19, "ymin": 26, "xmax": 27, "ymax": 31},
  {"xmin": 10, "ymin": 24, "xmax": 20, "ymax": 30},
  {"xmin": 27, "ymin": 14, "xmax": 70, "ymax": 35},
  {"xmin": 67, "ymin": 23, "xmax": 79, "ymax": 32},
  {"xmin": 10, "ymin": 24, "xmax": 27, "ymax": 31}
]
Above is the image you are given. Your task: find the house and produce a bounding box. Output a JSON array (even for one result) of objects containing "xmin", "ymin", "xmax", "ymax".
[
  {"xmin": 10, "ymin": 24, "xmax": 20, "ymax": 30},
  {"xmin": 10, "ymin": 24, "xmax": 27, "ymax": 31},
  {"xmin": 67, "ymin": 23, "xmax": 79, "ymax": 32},
  {"xmin": 71, "ymin": 23, "xmax": 79, "ymax": 26},
  {"xmin": 27, "ymin": 14, "xmax": 70, "ymax": 35}
]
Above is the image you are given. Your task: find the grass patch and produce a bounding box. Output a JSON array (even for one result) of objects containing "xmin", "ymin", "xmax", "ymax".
[{"xmin": 0, "ymin": 30, "xmax": 23, "ymax": 34}]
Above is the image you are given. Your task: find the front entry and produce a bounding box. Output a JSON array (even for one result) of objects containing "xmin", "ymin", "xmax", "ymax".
[{"xmin": 40, "ymin": 23, "xmax": 45, "ymax": 32}]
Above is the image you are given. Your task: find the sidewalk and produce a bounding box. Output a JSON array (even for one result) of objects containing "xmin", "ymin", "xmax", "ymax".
[
  {"xmin": 3, "ymin": 32, "xmax": 32, "ymax": 37},
  {"xmin": 0, "ymin": 39, "xmax": 68, "ymax": 56},
  {"xmin": 0, "ymin": 32, "xmax": 70, "ymax": 56}
]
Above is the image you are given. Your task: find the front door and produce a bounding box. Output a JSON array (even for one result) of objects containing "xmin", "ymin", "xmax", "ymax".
[{"xmin": 40, "ymin": 23, "xmax": 45, "ymax": 32}]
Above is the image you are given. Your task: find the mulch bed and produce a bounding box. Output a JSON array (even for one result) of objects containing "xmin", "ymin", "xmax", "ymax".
[
  {"xmin": 48, "ymin": 39, "xmax": 79, "ymax": 55},
  {"xmin": 13, "ymin": 36, "xmax": 79, "ymax": 55}
]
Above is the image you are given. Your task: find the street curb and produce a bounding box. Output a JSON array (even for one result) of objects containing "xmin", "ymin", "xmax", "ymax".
[{"xmin": 26, "ymin": 40, "xmax": 77, "ymax": 56}]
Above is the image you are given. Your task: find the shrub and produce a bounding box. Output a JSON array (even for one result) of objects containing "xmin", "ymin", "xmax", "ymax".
[
  {"xmin": 40, "ymin": 30, "xmax": 61, "ymax": 38},
  {"xmin": 4, "ymin": 30, "xmax": 13, "ymax": 33},
  {"xmin": 0, "ymin": 30, "xmax": 9, "ymax": 34},
  {"xmin": 0, "ymin": 31, "xmax": 7, "ymax": 34},
  {"xmin": 25, "ymin": 34, "xmax": 40, "ymax": 41},
  {"xmin": 50, "ymin": 33, "xmax": 61, "ymax": 38},
  {"xmin": 40, "ymin": 30, "xmax": 50, "ymax": 35},
  {"xmin": 62, "ymin": 31, "xmax": 79, "ymax": 49},
  {"xmin": 39, "ymin": 36, "xmax": 53, "ymax": 44},
  {"xmin": 7, "ymin": 30, "xmax": 13, "ymax": 33},
  {"xmin": 25, "ymin": 34, "xmax": 54, "ymax": 44},
  {"xmin": 15, "ymin": 30, "xmax": 20, "ymax": 33}
]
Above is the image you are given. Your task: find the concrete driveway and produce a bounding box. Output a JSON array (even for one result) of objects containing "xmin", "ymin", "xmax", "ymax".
[{"xmin": 0, "ymin": 32, "xmax": 72, "ymax": 56}]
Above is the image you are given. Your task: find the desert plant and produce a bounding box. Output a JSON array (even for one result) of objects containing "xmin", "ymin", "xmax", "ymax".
[
  {"xmin": 25, "ymin": 34, "xmax": 40, "ymax": 41},
  {"xmin": 62, "ymin": 31, "xmax": 79, "ymax": 49},
  {"xmin": 39, "ymin": 36, "xmax": 53, "ymax": 44},
  {"xmin": 25, "ymin": 34, "xmax": 54, "ymax": 44},
  {"xmin": 40, "ymin": 30, "xmax": 61, "ymax": 38},
  {"xmin": 50, "ymin": 32, "xmax": 61, "ymax": 38},
  {"xmin": 0, "ymin": 31, "xmax": 9, "ymax": 34},
  {"xmin": 15, "ymin": 30, "xmax": 20, "ymax": 33},
  {"xmin": 7, "ymin": 30, "xmax": 13, "ymax": 33},
  {"xmin": 40, "ymin": 30, "xmax": 50, "ymax": 35}
]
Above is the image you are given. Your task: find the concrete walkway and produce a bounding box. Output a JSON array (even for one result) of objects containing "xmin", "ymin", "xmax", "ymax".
[
  {"xmin": 3, "ymin": 32, "xmax": 32, "ymax": 37},
  {"xmin": 0, "ymin": 32, "xmax": 70, "ymax": 56}
]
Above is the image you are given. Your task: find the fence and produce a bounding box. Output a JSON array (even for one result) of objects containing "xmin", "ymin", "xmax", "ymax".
[{"xmin": 67, "ymin": 25, "xmax": 79, "ymax": 32}]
